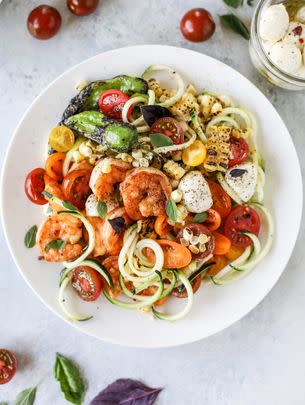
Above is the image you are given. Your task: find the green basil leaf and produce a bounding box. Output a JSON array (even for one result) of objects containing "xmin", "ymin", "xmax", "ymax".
[
  {"xmin": 97, "ymin": 201, "xmax": 107, "ymax": 218},
  {"xmin": 223, "ymin": 0, "xmax": 243, "ymax": 8},
  {"xmin": 13, "ymin": 387, "xmax": 36, "ymax": 405},
  {"xmin": 54, "ymin": 353, "xmax": 85, "ymax": 405},
  {"xmin": 62, "ymin": 200, "xmax": 78, "ymax": 211},
  {"xmin": 166, "ymin": 199, "xmax": 178, "ymax": 222},
  {"xmin": 24, "ymin": 225, "xmax": 37, "ymax": 248},
  {"xmin": 193, "ymin": 212, "xmax": 209, "ymax": 223},
  {"xmin": 220, "ymin": 14, "xmax": 250, "ymax": 40},
  {"xmin": 149, "ymin": 133, "xmax": 174, "ymax": 147},
  {"xmin": 42, "ymin": 190, "xmax": 53, "ymax": 199},
  {"xmin": 45, "ymin": 239, "xmax": 67, "ymax": 251}
]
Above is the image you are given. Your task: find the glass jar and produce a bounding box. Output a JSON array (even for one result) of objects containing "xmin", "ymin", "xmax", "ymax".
[{"xmin": 249, "ymin": 0, "xmax": 305, "ymax": 90}]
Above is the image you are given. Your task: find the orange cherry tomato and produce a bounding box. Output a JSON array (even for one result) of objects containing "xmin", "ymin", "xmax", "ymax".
[
  {"xmin": 45, "ymin": 152, "xmax": 65, "ymax": 181},
  {"xmin": 225, "ymin": 245, "xmax": 245, "ymax": 262},
  {"xmin": 208, "ymin": 180, "xmax": 232, "ymax": 218},
  {"xmin": 203, "ymin": 208, "xmax": 221, "ymax": 231},
  {"xmin": 62, "ymin": 169, "xmax": 92, "ymax": 210},
  {"xmin": 154, "ymin": 215, "xmax": 171, "ymax": 238},
  {"xmin": 213, "ymin": 232, "xmax": 231, "ymax": 255},
  {"xmin": 146, "ymin": 240, "xmax": 192, "ymax": 269},
  {"xmin": 206, "ymin": 256, "xmax": 228, "ymax": 276}
]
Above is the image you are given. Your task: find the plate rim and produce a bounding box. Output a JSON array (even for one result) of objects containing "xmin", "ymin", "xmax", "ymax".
[{"xmin": 1, "ymin": 44, "xmax": 303, "ymax": 348}]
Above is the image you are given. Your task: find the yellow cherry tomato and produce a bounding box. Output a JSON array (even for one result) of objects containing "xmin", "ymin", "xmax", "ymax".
[
  {"xmin": 182, "ymin": 140, "xmax": 206, "ymax": 166},
  {"xmin": 48, "ymin": 125, "xmax": 75, "ymax": 152}
]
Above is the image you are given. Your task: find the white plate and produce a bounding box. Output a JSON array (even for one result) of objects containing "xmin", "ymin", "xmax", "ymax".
[{"xmin": 1, "ymin": 45, "xmax": 302, "ymax": 348}]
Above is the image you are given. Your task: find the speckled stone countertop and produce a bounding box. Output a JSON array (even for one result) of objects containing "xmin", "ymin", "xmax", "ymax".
[{"xmin": 1, "ymin": 1, "xmax": 305, "ymax": 404}]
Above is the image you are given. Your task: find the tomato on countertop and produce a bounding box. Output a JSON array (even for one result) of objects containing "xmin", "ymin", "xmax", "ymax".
[
  {"xmin": 67, "ymin": 0, "xmax": 99, "ymax": 16},
  {"xmin": 224, "ymin": 205, "xmax": 261, "ymax": 248},
  {"xmin": 27, "ymin": 5, "xmax": 61, "ymax": 40},
  {"xmin": 0, "ymin": 349, "xmax": 17, "ymax": 385},
  {"xmin": 180, "ymin": 8, "xmax": 216, "ymax": 42},
  {"xmin": 25, "ymin": 168, "xmax": 48, "ymax": 205}
]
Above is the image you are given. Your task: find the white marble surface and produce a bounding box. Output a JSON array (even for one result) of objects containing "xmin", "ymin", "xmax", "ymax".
[{"xmin": 1, "ymin": 1, "xmax": 305, "ymax": 404}]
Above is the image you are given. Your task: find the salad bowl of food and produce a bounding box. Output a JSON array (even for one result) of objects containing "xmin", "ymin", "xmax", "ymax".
[{"xmin": 1, "ymin": 45, "xmax": 302, "ymax": 347}]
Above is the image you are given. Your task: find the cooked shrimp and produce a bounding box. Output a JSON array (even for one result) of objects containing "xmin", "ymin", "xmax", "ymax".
[
  {"xmin": 120, "ymin": 167, "xmax": 172, "ymax": 220},
  {"xmin": 102, "ymin": 207, "xmax": 133, "ymax": 255},
  {"xmin": 44, "ymin": 173, "xmax": 64, "ymax": 213},
  {"xmin": 36, "ymin": 213, "xmax": 83, "ymax": 262},
  {"xmin": 89, "ymin": 158, "xmax": 131, "ymax": 201},
  {"xmin": 86, "ymin": 216, "xmax": 106, "ymax": 257}
]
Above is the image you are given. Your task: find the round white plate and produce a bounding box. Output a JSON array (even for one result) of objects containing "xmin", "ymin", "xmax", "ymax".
[{"xmin": 1, "ymin": 45, "xmax": 302, "ymax": 348}]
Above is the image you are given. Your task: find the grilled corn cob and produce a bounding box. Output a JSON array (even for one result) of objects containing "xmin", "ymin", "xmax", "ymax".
[{"xmin": 204, "ymin": 126, "xmax": 231, "ymax": 172}]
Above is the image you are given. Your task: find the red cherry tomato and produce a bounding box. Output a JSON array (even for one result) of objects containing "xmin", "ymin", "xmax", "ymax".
[
  {"xmin": 150, "ymin": 117, "xmax": 184, "ymax": 144},
  {"xmin": 229, "ymin": 136, "xmax": 249, "ymax": 168},
  {"xmin": 98, "ymin": 89, "xmax": 132, "ymax": 121},
  {"xmin": 208, "ymin": 180, "xmax": 232, "ymax": 218},
  {"xmin": 25, "ymin": 168, "xmax": 48, "ymax": 205},
  {"xmin": 67, "ymin": 0, "xmax": 99, "ymax": 16},
  {"xmin": 62, "ymin": 169, "xmax": 92, "ymax": 210},
  {"xmin": 180, "ymin": 8, "xmax": 216, "ymax": 42},
  {"xmin": 27, "ymin": 5, "xmax": 61, "ymax": 40},
  {"xmin": 177, "ymin": 223, "xmax": 215, "ymax": 260},
  {"xmin": 224, "ymin": 206, "xmax": 261, "ymax": 248},
  {"xmin": 72, "ymin": 266, "xmax": 103, "ymax": 301},
  {"xmin": 0, "ymin": 349, "xmax": 17, "ymax": 385}
]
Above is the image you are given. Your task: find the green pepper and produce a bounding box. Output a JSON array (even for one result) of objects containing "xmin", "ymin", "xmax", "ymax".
[
  {"xmin": 61, "ymin": 75, "xmax": 148, "ymax": 121},
  {"xmin": 64, "ymin": 111, "xmax": 138, "ymax": 152}
]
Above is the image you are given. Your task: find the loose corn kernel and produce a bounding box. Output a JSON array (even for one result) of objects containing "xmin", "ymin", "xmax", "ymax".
[
  {"xmin": 171, "ymin": 189, "xmax": 183, "ymax": 203},
  {"xmin": 163, "ymin": 160, "xmax": 186, "ymax": 180},
  {"xmin": 211, "ymin": 102, "xmax": 223, "ymax": 115},
  {"xmin": 139, "ymin": 158, "xmax": 149, "ymax": 167},
  {"xmin": 79, "ymin": 142, "xmax": 92, "ymax": 157},
  {"xmin": 132, "ymin": 149, "xmax": 143, "ymax": 159},
  {"xmin": 75, "ymin": 79, "xmax": 89, "ymax": 92}
]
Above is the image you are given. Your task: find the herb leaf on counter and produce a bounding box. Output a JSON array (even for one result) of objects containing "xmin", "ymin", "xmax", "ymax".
[
  {"xmin": 24, "ymin": 225, "xmax": 37, "ymax": 248},
  {"xmin": 220, "ymin": 14, "xmax": 250, "ymax": 40},
  {"xmin": 223, "ymin": 0, "xmax": 243, "ymax": 8},
  {"xmin": 13, "ymin": 387, "xmax": 36, "ymax": 405},
  {"xmin": 166, "ymin": 199, "xmax": 178, "ymax": 222},
  {"xmin": 90, "ymin": 378, "xmax": 162, "ymax": 405},
  {"xmin": 54, "ymin": 353, "xmax": 85, "ymax": 405}
]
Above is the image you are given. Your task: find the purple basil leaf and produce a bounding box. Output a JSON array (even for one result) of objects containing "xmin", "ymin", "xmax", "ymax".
[{"xmin": 90, "ymin": 378, "xmax": 162, "ymax": 405}]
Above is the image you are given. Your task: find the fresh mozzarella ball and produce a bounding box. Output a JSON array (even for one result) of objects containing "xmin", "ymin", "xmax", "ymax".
[
  {"xmin": 261, "ymin": 39, "xmax": 276, "ymax": 53},
  {"xmin": 282, "ymin": 22, "xmax": 305, "ymax": 50},
  {"xmin": 269, "ymin": 42, "xmax": 302, "ymax": 74},
  {"xmin": 178, "ymin": 171, "xmax": 212, "ymax": 213},
  {"xmin": 225, "ymin": 163, "xmax": 257, "ymax": 202},
  {"xmin": 296, "ymin": 6, "xmax": 305, "ymax": 24},
  {"xmin": 259, "ymin": 4, "xmax": 289, "ymax": 43}
]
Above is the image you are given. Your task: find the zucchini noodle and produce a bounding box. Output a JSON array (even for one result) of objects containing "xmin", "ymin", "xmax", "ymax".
[
  {"xmin": 219, "ymin": 107, "xmax": 252, "ymax": 128},
  {"xmin": 216, "ymin": 172, "xmax": 243, "ymax": 205},
  {"xmin": 122, "ymin": 95, "xmax": 148, "ymax": 124},
  {"xmin": 206, "ymin": 116, "xmax": 239, "ymax": 132},
  {"xmin": 62, "ymin": 136, "xmax": 86, "ymax": 176}
]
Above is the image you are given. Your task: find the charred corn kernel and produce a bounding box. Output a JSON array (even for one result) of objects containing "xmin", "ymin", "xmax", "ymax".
[
  {"xmin": 218, "ymin": 94, "xmax": 232, "ymax": 107},
  {"xmin": 171, "ymin": 92, "xmax": 200, "ymax": 121},
  {"xmin": 72, "ymin": 150, "xmax": 85, "ymax": 162},
  {"xmin": 183, "ymin": 227, "xmax": 193, "ymax": 241},
  {"xmin": 138, "ymin": 158, "xmax": 149, "ymax": 168},
  {"xmin": 117, "ymin": 152, "xmax": 133, "ymax": 163},
  {"xmin": 211, "ymin": 102, "xmax": 223, "ymax": 115},
  {"xmin": 182, "ymin": 140, "xmax": 207, "ymax": 167},
  {"xmin": 132, "ymin": 150, "xmax": 143, "ymax": 159},
  {"xmin": 146, "ymin": 152, "xmax": 154, "ymax": 160},
  {"xmin": 79, "ymin": 142, "xmax": 92, "ymax": 157},
  {"xmin": 148, "ymin": 79, "xmax": 163, "ymax": 98},
  {"xmin": 170, "ymin": 179, "xmax": 179, "ymax": 189},
  {"xmin": 176, "ymin": 204, "xmax": 188, "ymax": 224},
  {"xmin": 204, "ymin": 126, "xmax": 231, "ymax": 172},
  {"xmin": 186, "ymin": 84, "xmax": 197, "ymax": 95},
  {"xmin": 132, "ymin": 161, "xmax": 140, "ymax": 167},
  {"xmin": 189, "ymin": 245, "xmax": 200, "ymax": 254},
  {"xmin": 231, "ymin": 128, "xmax": 251, "ymax": 139},
  {"xmin": 163, "ymin": 160, "xmax": 186, "ymax": 180},
  {"xmin": 198, "ymin": 94, "xmax": 214, "ymax": 107},
  {"xmin": 171, "ymin": 189, "xmax": 183, "ymax": 203},
  {"xmin": 75, "ymin": 79, "xmax": 89, "ymax": 92}
]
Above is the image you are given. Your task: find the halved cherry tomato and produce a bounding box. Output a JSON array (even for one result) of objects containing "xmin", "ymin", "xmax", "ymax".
[
  {"xmin": 206, "ymin": 256, "xmax": 228, "ymax": 276},
  {"xmin": 0, "ymin": 349, "xmax": 17, "ymax": 385},
  {"xmin": 102, "ymin": 256, "xmax": 122, "ymax": 298},
  {"xmin": 229, "ymin": 136, "xmax": 249, "ymax": 168},
  {"xmin": 224, "ymin": 205, "xmax": 261, "ymax": 248},
  {"xmin": 154, "ymin": 215, "xmax": 171, "ymax": 238},
  {"xmin": 98, "ymin": 89, "xmax": 132, "ymax": 120},
  {"xmin": 177, "ymin": 223, "xmax": 215, "ymax": 259},
  {"xmin": 72, "ymin": 266, "xmax": 103, "ymax": 301},
  {"xmin": 203, "ymin": 208, "xmax": 221, "ymax": 231},
  {"xmin": 208, "ymin": 180, "xmax": 232, "ymax": 218},
  {"xmin": 45, "ymin": 152, "xmax": 65, "ymax": 181},
  {"xmin": 25, "ymin": 168, "xmax": 48, "ymax": 205},
  {"xmin": 226, "ymin": 245, "xmax": 245, "ymax": 261},
  {"xmin": 62, "ymin": 169, "xmax": 92, "ymax": 210},
  {"xmin": 182, "ymin": 140, "xmax": 206, "ymax": 166},
  {"xmin": 146, "ymin": 240, "xmax": 192, "ymax": 269},
  {"xmin": 213, "ymin": 232, "xmax": 231, "ymax": 255},
  {"xmin": 48, "ymin": 125, "xmax": 75, "ymax": 152},
  {"xmin": 150, "ymin": 117, "xmax": 184, "ymax": 144},
  {"xmin": 172, "ymin": 275, "xmax": 202, "ymax": 298}
]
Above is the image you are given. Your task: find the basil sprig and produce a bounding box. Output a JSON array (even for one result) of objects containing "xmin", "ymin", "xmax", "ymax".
[
  {"xmin": 97, "ymin": 201, "xmax": 107, "ymax": 218},
  {"xmin": 24, "ymin": 225, "xmax": 37, "ymax": 248},
  {"xmin": 45, "ymin": 239, "xmax": 67, "ymax": 251},
  {"xmin": 166, "ymin": 199, "xmax": 178, "ymax": 222},
  {"xmin": 149, "ymin": 133, "xmax": 173, "ymax": 147},
  {"xmin": 193, "ymin": 212, "xmax": 208, "ymax": 223},
  {"xmin": 220, "ymin": 14, "xmax": 250, "ymax": 40},
  {"xmin": 54, "ymin": 353, "xmax": 85, "ymax": 405},
  {"xmin": 13, "ymin": 387, "xmax": 36, "ymax": 405}
]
